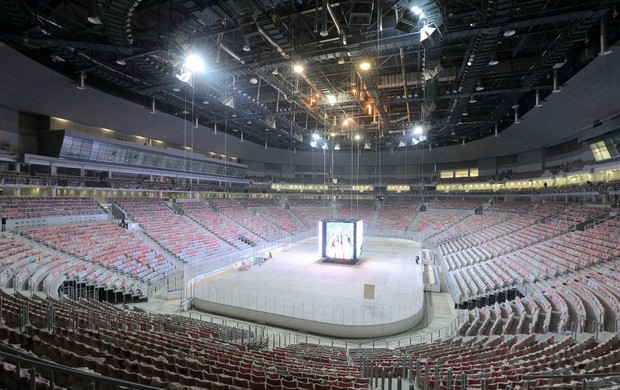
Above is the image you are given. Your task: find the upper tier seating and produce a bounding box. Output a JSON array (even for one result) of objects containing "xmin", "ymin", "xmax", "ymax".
[
  {"xmin": 409, "ymin": 212, "xmax": 469, "ymax": 240},
  {"xmin": 209, "ymin": 199, "xmax": 288, "ymax": 241},
  {"xmin": 0, "ymin": 196, "xmax": 104, "ymax": 219},
  {"xmin": 427, "ymin": 200, "xmax": 482, "ymax": 211},
  {"xmin": 371, "ymin": 202, "xmax": 420, "ymax": 234},
  {"xmin": 178, "ymin": 201, "xmax": 265, "ymax": 249},
  {"xmin": 111, "ymin": 198, "xmax": 234, "ymax": 263}
]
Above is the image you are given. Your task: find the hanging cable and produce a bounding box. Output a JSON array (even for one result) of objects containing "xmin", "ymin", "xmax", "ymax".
[{"xmin": 190, "ymin": 80, "xmax": 195, "ymax": 193}]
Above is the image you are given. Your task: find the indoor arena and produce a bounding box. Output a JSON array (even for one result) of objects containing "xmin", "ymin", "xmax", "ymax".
[{"xmin": 1, "ymin": 1, "xmax": 620, "ymax": 389}]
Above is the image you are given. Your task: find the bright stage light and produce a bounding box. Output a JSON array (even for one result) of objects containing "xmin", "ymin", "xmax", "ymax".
[{"xmin": 185, "ymin": 54, "xmax": 206, "ymax": 73}]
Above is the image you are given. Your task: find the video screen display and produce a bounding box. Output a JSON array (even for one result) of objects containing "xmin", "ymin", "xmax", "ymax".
[
  {"xmin": 325, "ymin": 221, "xmax": 355, "ymax": 259},
  {"xmin": 355, "ymin": 220, "xmax": 363, "ymax": 258},
  {"xmin": 318, "ymin": 219, "xmax": 363, "ymax": 260},
  {"xmin": 317, "ymin": 220, "xmax": 323, "ymax": 257}
]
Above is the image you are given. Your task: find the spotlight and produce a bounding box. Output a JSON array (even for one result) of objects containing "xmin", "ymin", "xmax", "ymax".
[
  {"xmin": 359, "ymin": 61, "xmax": 372, "ymax": 71},
  {"xmin": 411, "ymin": 5, "xmax": 424, "ymax": 17},
  {"xmin": 413, "ymin": 125, "xmax": 424, "ymax": 135},
  {"xmin": 293, "ymin": 64, "xmax": 304, "ymax": 73},
  {"xmin": 185, "ymin": 54, "xmax": 206, "ymax": 73}
]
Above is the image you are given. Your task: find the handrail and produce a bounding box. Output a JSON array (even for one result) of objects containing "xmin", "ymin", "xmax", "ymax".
[{"xmin": 522, "ymin": 372, "xmax": 620, "ymax": 380}]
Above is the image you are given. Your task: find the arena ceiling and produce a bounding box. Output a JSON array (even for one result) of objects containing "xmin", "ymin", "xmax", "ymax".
[{"xmin": 1, "ymin": 0, "xmax": 619, "ymax": 151}]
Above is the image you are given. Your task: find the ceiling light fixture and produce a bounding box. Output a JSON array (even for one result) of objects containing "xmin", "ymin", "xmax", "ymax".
[
  {"xmin": 411, "ymin": 5, "xmax": 424, "ymax": 18},
  {"xmin": 503, "ymin": 29, "xmax": 516, "ymax": 37},
  {"xmin": 513, "ymin": 105, "xmax": 520, "ymax": 123},
  {"xmin": 338, "ymin": 57, "xmax": 345, "ymax": 65},
  {"xmin": 469, "ymin": 96, "xmax": 477, "ymax": 103},
  {"xmin": 334, "ymin": 143, "xmax": 341, "ymax": 150},
  {"xmin": 552, "ymin": 68, "xmax": 561, "ymax": 93},
  {"xmin": 249, "ymin": 77, "xmax": 258, "ymax": 85},
  {"xmin": 87, "ymin": 0, "xmax": 102, "ymax": 24},
  {"xmin": 77, "ymin": 72, "xmax": 86, "ymax": 90},
  {"xmin": 185, "ymin": 54, "xmax": 206, "ymax": 73},
  {"xmin": 413, "ymin": 125, "xmax": 424, "ymax": 135},
  {"xmin": 116, "ymin": 59, "xmax": 127, "ymax": 66},
  {"xmin": 242, "ymin": 44, "xmax": 251, "ymax": 52},
  {"xmin": 293, "ymin": 64, "xmax": 304, "ymax": 73},
  {"xmin": 359, "ymin": 61, "xmax": 372, "ymax": 71},
  {"xmin": 475, "ymin": 82, "xmax": 484, "ymax": 91}
]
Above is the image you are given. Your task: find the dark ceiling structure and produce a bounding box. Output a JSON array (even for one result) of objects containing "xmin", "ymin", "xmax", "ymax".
[{"xmin": 1, "ymin": 0, "xmax": 619, "ymax": 151}]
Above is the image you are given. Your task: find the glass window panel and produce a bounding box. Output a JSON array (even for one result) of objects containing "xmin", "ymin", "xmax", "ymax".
[{"xmin": 440, "ymin": 170, "xmax": 454, "ymax": 179}]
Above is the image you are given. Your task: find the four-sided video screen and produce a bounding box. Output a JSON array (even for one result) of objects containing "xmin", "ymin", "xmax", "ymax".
[{"xmin": 318, "ymin": 219, "xmax": 363, "ymax": 261}]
